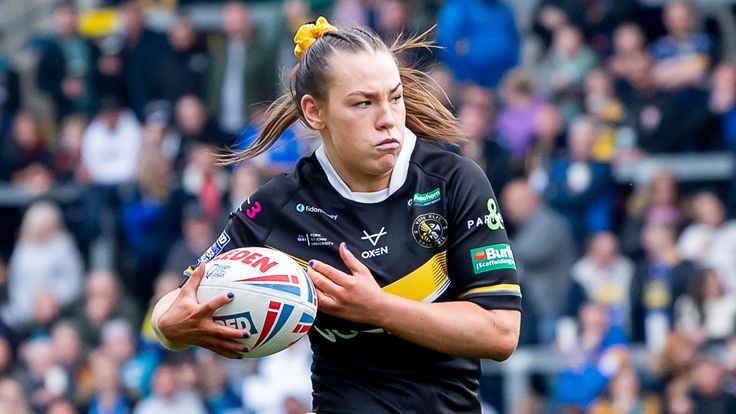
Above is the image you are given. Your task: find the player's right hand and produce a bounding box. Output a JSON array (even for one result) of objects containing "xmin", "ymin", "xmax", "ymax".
[{"xmin": 157, "ymin": 262, "xmax": 251, "ymax": 359}]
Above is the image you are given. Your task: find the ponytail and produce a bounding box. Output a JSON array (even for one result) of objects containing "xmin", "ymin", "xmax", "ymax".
[{"xmin": 220, "ymin": 23, "xmax": 463, "ymax": 166}]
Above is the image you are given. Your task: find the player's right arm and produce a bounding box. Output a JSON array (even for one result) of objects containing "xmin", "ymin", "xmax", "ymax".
[
  {"xmin": 152, "ymin": 262, "xmax": 249, "ymax": 358},
  {"xmin": 152, "ymin": 194, "xmax": 280, "ymax": 358}
]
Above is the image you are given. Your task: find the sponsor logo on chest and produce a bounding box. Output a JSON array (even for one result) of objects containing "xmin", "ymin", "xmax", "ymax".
[
  {"xmin": 295, "ymin": 203, "xmax": 338, "ymax": 221},
  {"xmin": 360, "ymin": 227, "xmax": 389, "ymax": 258},
  {"xmin": 408, "ymin": 188, "xmax": 441, "ymax": 206}
]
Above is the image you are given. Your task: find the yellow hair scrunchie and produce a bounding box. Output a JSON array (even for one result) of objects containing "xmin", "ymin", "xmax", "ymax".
[{"xmin": 293, "ymin": 16, "xmax": 338, "ymax": 59}]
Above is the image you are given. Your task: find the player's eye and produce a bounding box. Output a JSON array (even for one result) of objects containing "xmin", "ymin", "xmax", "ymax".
[
  {"xmin": 354, "ymin": 101, "xmax": 370, "ymax": 108},
  {"xmin": 391, "ymin": 94, "xmax": 402, "ymax": 103}
]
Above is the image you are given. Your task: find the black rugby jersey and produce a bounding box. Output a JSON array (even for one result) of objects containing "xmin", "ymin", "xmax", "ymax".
[{"xmin": 186, "ymin": 133, "xmax": 521, "ymax": 413}]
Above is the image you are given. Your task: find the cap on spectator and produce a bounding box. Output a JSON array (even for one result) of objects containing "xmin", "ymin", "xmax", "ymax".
[{"xmin": 145, "ymin": 100, "xmax": 172, "ymax": 126}]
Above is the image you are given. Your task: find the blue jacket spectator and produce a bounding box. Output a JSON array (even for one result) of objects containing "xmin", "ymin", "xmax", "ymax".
[
  {"xmin": 555, "ymin": 303, "xmax": 629, "ymax": 409},
  {"xmin": 437, "ymin": 0, "xmax": 519, "ymax": 88},
  {"xmin": 545, "ymin": 117, "xmax": 614, "ymax": 244}
]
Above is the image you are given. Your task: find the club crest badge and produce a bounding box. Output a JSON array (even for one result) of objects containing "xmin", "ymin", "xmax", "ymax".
[{"xmin": 412, "ymin": 213, "xmax": 448, "ymax": 248}]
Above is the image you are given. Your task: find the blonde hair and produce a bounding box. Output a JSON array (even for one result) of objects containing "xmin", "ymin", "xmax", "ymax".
[
  {"xmin": 19, "ymin": 201, "xmax": 66, "ymax": 242},
  {"xmin": 220, "ymin": 25, "xmax": 462, "ymax": 165}
]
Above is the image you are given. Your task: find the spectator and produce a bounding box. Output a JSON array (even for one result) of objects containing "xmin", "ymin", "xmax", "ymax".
[
  {"xmin": 0, "ymin": 44, "xmax": 20, "ymax": 134},
  {"xmin": 50, "ymin": 321, "xmax": 85, "ymax": 398},
  {"xmin": 572, "ymin": 232, "xmax": 635, "ymax": 333},
  {"xmin": 533, "ymin": 0, "xmax": 639, "ymax": 55},
  {"xmin": 206, "ymin": 1, "xmax": 279, "ymax": 134},
  {"xmin": 87, "ymin": 350, "xmax": 132, "ymax": 414},
  {"xmin": 677, "ymin": 191, "xmax": 726, "ymax": 264},
  {"xmin": 79, "ymin": 95, "xmax": 142, "ymax": 248},
  {"xmin": 36, "ymin": 2, "xmax": 99, "ymax": 121},
  {"xmin": 0, "ymin": 111, "xmax": 56, "ymax": 194},
  {"xmin": 120, "ymin": 148, "xmax": 179, "ymax": 298},
  {"xmin": 621, "ymin": 52, "xmax": 692, "ymax": 154},
  {"xmin": 174, "ymin": 94, "xmax": 228, "ymax": 164},
  {"xmin": 132, "ymin": 363, "xmax": 207, "ymax": 414},
  {"xmin": 437, "ymin": 0, "xmax": 519, "ymax": 88},
  {"xmin": 689, "ymin": 355, "xmax": 736, "ymax": 413},
  {"xmin": 163, "ymin": 203, "xmax": 215, "ymax": 275},
  {"xmin": 649, "ymin": 332, "xmax": 696, "ymax": 395},
  {"xmin": 224, "ymin": 163, "xmax": 260, "ymax": 213},
  {"xmin": 47, "ymin": 398, "xmax": 79, "ymax": 414},
  {"xmin": 583, "ymin": 67, "xmax": 625, "ymax": 162},
  {"xmin": 156, "ymin": 16, "xmax": 209, "ymax": 104},
  {"xmin": 179, "ymin": 144, "xmax": 229, "ymax": 224},
  {"xmin": 665, "ymin": 376, "xmax": 695, "ymax": 414},
  {"xmin": 0, "ymin": 336, "xmax": 14, "ymax": 377},
  {"xmin": 555, "ymin": 302, "xmax": 629, "ymax": 410},
  {"xmin": 630, "ymin": 222, "xmax": 694, "ymax": 348},
  {"xmin": 195, "ymin": 352, "xmax": 241, "ymax": 414},
  {"xmin": 0, "ymin": 377, "xmax": 31, "ymax": 414},
  {"xmin": 1, "ymin": 201, "xmax": 83, "ymax": 332},
  {"xmin": 457, "ymin": 84, "xmax": 512, "ymax": 192},
  {"xmin": 17, "ymin": 337, "xmax": 72, "ymax": 412},
  {"xmin": 526, "ymin": 103, "xmax": 566, "ymax": 192},
  {"xmin": 589, "ymin": 364, "xmax": 660, "ymax": 414},
  {"xmin": 651, "ymin": 0, "xmax": 713, "ymax": 94},
  {"xmin": 545, "ymin": 116, "xmax": 615, "ymax": 244},
  {"xmin": 81, "ymin": 95, "xmax": 143, "ymax": 186},
  {"xmin": 608, "ymin": 23, "xmax": 647, "ymax": 85},
  {"xmin": 101, "ymin": 319, "xmax": 158, "ymax": 399},
  {"xmin": 141, "ymin": 100, "xmax": 184, "ymax": 163},
  {"xmin": 675, "ymin": 267, "xmax": 736, "ymax": 343},
  {"xmin": 538, "ymin": 24, "xmax": 596, "ymax": 104},
  {"xmin": 621, "ymin": 170, "xmax": 681, "ymax": 259},
  {"xmin": 120, "ymin": 1, "xmax": 170, "ymax": 121},
  {"xmin": 709, "ymin": 63, "xmax": 736, "ymax": 152},
  {"xmin": 501, "ymin": 179, "xmax": 576, "ymax": 345},
  {"xmin": 65, "ymin": 270, "xmax": 140, "ymax": 348},
  {"xmin": 497, "ymin": 69, "xmax": 547, "ymax": 162},
  {"xmin": 53, "ymin": 115, "xmax": 88, "ymax": 184},
  {"xmin": 242, "ymin": 339, "xmax": 312, "ymax": 414}
]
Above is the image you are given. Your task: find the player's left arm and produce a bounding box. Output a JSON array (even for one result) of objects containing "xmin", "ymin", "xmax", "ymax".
[{"xmin": 309, "ymin": 243, "xmax": 520, "ymax": 360}]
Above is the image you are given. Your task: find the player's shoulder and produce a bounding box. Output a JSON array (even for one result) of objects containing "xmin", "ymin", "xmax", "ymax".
[
  {"xmin": 235, "ymin": 154, "xmax": 323, "ymax": 214},
  {"xmin": 411, "ymin": 139, "xmax": 487, "ymax": 182}
]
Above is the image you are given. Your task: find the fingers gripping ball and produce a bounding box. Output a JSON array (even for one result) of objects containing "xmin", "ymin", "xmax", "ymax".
[{"xmin": 197, "ymin": 247, "xmax": 318, "ymax": 357}]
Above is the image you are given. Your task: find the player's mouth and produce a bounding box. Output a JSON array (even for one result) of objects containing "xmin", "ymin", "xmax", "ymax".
[{"xmin": 376, "ymin": 138, "xmax": 400, "ymax": 151}]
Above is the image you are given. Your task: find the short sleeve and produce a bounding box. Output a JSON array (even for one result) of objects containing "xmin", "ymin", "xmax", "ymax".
[
  {"xmin": 445, "ymin": 158, "xmax": 521, "ymax": 310},
  {"xmin": 179, "ymin": 195, "xmax": 279, "ymax": 287}
]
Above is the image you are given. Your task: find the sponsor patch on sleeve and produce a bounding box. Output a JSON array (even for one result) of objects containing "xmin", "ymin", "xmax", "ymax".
[
  {"xmin": 199, "ymin": 231, "xmax": 231, "ymax": 263},
  {"xmin": 470, "ymin": 243, "xmax": 516, "ymax": 274}
]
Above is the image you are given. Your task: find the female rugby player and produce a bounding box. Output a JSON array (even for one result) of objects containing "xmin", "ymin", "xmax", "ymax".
[{"xmin": 152, "ymin": 17, "xmax": 521, "ymax": 412}]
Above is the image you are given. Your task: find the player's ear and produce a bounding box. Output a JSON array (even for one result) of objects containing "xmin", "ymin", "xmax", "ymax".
[{"xmin": 301, "ymin": 94, "xmax": 325, "ymax": 130}]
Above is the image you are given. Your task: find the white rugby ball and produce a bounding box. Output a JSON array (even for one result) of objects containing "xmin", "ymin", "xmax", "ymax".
[{"xmin": 197, "ymin": 247, "xmax": 318, "ymax": 358}]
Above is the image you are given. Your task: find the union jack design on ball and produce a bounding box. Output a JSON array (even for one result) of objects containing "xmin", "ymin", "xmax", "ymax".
[
  {"xmin": 234, "ymin": 274, "xmax": 302, "ymax": 297},
  {"xmin": 252, "ymin": 300, "xmax": 295, "ymax": 349},
  {"xmin": 304, "ymin": 270, "xmax": 318, "ymax": 306},
  {"xmin": 292, "ymin": 312, "xmax": 315, "ymax": 334}
]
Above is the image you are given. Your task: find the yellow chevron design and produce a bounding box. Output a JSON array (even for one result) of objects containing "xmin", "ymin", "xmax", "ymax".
[
  {"xmin": 266, "ymin": 246, "xmax": 450, "ymax": 302},
  {"xmin": 382, "ymin": 251, "xmax": 449, "ymax": 301}
]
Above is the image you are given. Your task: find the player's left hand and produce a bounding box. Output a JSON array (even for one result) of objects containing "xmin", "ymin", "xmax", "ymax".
[{"xmin": 307, "ymin": 242, "xmax": 386, "ymax": 324}]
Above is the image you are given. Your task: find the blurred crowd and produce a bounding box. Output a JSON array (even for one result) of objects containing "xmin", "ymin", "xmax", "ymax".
[{"xmin": 2, "ymin": 0, "xmax": 736, "ymax": 413}]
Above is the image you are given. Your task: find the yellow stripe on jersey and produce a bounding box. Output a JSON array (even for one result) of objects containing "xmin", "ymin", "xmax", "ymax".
[
  {"xmin": 460, "ymin": 284, "xmax": 522, "ymax": 299},
  {"xmin": 382, "ymin": 251, "xmax": 449, "ymax": 302},
  {"xmin": 265, "ymin": 245, "xmax": 310, "ymax": 269}
]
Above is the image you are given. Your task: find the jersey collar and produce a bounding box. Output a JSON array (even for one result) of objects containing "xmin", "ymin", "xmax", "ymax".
[{"xmin": 315, "ymin": 128, "xmax": 416, "ymax": 204}]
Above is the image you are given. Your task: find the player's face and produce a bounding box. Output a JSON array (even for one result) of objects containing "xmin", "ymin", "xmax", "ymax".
[{"xmin": 317, "ymin": 50, "xmax": 406, "ymax": 191}]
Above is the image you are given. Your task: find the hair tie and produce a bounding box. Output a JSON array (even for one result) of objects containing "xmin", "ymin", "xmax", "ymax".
[{"xmin": 293, "ymin": 16, "xmax": 338, "ymax": 59}]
